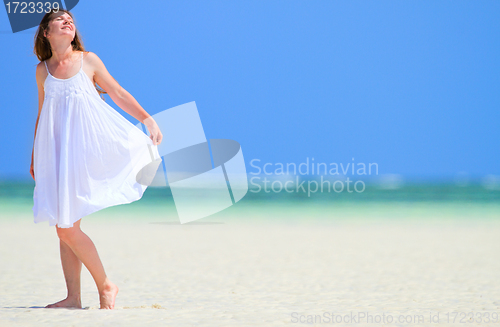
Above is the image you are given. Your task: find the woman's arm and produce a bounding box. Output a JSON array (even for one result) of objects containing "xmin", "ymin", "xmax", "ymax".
[
  {"xmin": 86, "ymin": 52, "xmax": 162, "ymax": 145},
  {"xmin": 31, "ymin": 63, "xmax": 46, "ymax": 180}
]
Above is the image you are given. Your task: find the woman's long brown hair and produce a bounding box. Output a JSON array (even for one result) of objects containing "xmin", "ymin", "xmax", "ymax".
[{"xmin": 33, "ymin": 8, "xmax": 107, "ymax": 100}]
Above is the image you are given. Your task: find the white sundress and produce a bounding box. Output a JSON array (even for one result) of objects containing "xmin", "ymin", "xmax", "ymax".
[{"xmin": 32, "ymin": 51, "xmax": 161, "ymax": 228}]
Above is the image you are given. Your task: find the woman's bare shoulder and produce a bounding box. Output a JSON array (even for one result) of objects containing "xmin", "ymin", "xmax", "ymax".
[
  {"xmin": 82, "ymin": 51, "xmax": 103, "ymax": 67},
  {"xmin": 82, "ymin": 51, "xmax": 109, "ymax": 74},
  {"xmin": 82, "ymin": 51, "xmax": 100, "ymax": 61},
  {"xmin": 36, "ymin": 61, "xmax": 48, "ymax": 83},
  {"xmin": 36, "ymin": 61, "xmax": 45, "ymax": 71}
]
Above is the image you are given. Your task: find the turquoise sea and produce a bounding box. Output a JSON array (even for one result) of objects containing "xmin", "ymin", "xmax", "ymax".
[{"xmin": 1, "ymin": 178, "xmax": 499, "ymax": 224}]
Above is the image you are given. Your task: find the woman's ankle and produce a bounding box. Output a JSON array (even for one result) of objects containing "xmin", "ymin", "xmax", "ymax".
[
  {"xmin": 98, "ymin": 277, "xmax": 115, "ymax": 293},
  {"xmin": 67, "ymin": 293, "xmax": 81, "ymax": 301}
]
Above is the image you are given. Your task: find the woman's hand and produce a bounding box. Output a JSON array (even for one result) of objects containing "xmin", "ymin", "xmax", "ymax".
[{"xmin": 143, "ymin": 116, "xmax": 163, "ymax": 146}]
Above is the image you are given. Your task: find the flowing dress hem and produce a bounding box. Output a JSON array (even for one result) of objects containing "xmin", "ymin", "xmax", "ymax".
[{"xmin": 33, "ymin": 184, "xmax": 147, "ymax": 228}]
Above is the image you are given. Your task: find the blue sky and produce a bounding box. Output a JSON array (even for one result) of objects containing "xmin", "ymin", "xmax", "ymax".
[{"xmin": 0, "ymin": 0, "xmax": 499, "ymax": 182}]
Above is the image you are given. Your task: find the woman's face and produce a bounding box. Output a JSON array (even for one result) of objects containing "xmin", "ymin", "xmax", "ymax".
[{"xmin": 44, "ymin": 12, "xmax": 75, "ymax": 42}]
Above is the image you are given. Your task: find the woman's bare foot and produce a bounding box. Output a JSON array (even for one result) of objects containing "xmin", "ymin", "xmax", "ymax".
[
  {"xmin": 45, "ymin": 296, "xmax": 82, "ymax": 309},
  {"xmin": 99, "ymin": 280, "xmax": 119, "ymax": 309}
]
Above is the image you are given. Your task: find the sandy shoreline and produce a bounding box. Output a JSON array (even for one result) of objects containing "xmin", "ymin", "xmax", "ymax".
[{"xmin": 1, "ymin": 207, "xmax": 499, "ymax": 326}]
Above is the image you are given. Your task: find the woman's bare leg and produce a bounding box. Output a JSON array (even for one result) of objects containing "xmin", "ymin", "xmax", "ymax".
[
  {"xmin": 45, "ymin": 239, "xmax": 83, "ymax": 308},
  {"xmin": 48, "ymin": 219, "xmax": 119, "ymax": 309}
]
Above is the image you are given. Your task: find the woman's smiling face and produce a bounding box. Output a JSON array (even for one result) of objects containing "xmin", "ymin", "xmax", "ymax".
[{"xmin": 45, "ymin": 12, "xmax": 75, "ymax": 40}]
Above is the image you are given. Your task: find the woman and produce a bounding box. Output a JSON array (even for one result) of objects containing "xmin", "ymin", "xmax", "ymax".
[{"xmin": 31, "ymin": 8, "xmax": 163, "ymax": 309}]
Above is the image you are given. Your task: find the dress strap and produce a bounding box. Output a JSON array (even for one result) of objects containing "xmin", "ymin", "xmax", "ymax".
[{"xmin": 43, "ymin": 60, "xmax": 50, "ymax": 75}]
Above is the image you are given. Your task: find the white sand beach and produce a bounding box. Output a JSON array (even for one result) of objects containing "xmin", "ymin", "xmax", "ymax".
[{"xmin": 0, "ymin": 202, "xmax": 499, "ymax": 326}]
